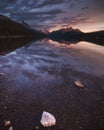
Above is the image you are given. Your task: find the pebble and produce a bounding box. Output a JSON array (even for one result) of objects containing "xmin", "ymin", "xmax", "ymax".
[
  {"xmin": 40, "ymin": 111, "xmax": 56, "ymax": 127},
  {"xmin": 9, "ymin": 126, "xmax": 13, "ymax": 130},
  {"xmin": 5, "ymin": 120, "xmax": 11, "ymax": 126},
  {"xmin": 74, "ymin": 80, "xmax": 84, "ymax": 88},
  {"xmin": 36, "ymin": 126, "xmax": 39, "ymax": 129}
]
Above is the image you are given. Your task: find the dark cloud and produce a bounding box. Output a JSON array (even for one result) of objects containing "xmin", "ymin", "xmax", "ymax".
[
  {"xmin": 61, "ymin": 16, "xmax": 89, "ymax": 25},
  {"xmin": 68, "ymin": 0, "xmax": 84, "ymax": 8},
  {"xmin": 0, "ymin": 0, "xmax": 103, "ymax": 31},
  {"xmin": 90, "ymin": 0, "xmax": 104, "ymax": 12},
  {"xmin": 0, "ymin": 0, "xmax": 16, "ymax": 4},
  {"xmin": 81, "ymin": 6, "xmax": 88, "ymax": 10},
  {"xmin": 37, "ymin": 0, "xmax": 65, "ymax": 7},
  {"xmin": 69, "ymin": 3, "xmax": 75, "ymax": 8},
  {"xmin": 31, "ymin": 9, "xmax": 64, "ymax": 15},
  {"xmin": 10, "ymin": 8, "xmax": 64, "ymax": 21},
  {"xmin": 45, "ymin": 9, "xmax": 64, "ymax": 14}
]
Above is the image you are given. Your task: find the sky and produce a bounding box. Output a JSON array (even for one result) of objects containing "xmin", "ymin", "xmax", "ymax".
[{"xmin": 0, "ymin": 0, "xmax": 104, "ymax": 32}]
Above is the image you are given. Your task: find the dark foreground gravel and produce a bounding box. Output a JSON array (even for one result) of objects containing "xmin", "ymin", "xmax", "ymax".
[{"xmin": 0, "ymin": 40, "xmax": 104, "ymax": 130}]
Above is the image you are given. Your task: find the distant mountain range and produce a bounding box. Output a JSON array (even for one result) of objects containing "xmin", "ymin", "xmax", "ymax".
[
  {"xmin": 0, "ymin": 14, "xmax": 104, "ymax": 46},
  {"xmin": 48, "ymin": 27, "xmax": 104, "ymax": 45},
  {"xmin": 51, "ymin": 27, "xmax": 82, "ymax": 33}
]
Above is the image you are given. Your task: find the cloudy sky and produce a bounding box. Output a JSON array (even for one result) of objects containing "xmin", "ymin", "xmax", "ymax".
[{"xmin": 0, "ymin": 0, "xmax": 104, "ymax": 32}]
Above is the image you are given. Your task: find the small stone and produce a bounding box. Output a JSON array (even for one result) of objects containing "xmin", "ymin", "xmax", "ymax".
[
  {"xmin": 74, "ymin": 80, "xmax": 84, "ymax": 88},
  {"xmin": 36, "ymin": 126, "xmax": 39, "ymax": 129},
  {"xmin": 4, "ymin": 106, "xmax": 7, "ymax": 109},
  {"xmin": 9, "ymin": 126, "xmax": 13, "ymax": 130},
  {"xmin": 40, "ymin": 111, "xmax": 56, "ymax": 127},
  {"xmin": 5, "ymin": 120, "xmax": 11, "ymax": 126}
]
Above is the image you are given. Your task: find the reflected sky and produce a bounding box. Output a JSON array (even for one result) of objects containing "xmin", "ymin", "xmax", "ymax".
[
  {"xmin": 0, "ymin": 0, "xmax": 104, "ymax": 32},
  {"xmin": 0, "ymin": 40, "xmax": 104, "ymax": 76}
]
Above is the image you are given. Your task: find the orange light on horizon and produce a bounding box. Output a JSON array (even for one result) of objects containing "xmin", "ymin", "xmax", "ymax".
[{"xmin": 48, "ymin": 21, "xmax": 104, "ymax": 33}]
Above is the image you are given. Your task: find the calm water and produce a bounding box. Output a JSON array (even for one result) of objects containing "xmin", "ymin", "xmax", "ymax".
[
  {"xmin": 0, "ymin": 39, "xmax": 104, "ymax": 130},
  {"xmin": 0, "ymin": 39, "xmax": 104, "ymax": 76}
]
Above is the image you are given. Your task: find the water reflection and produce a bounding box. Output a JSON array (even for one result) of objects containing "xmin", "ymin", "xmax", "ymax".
[
  {"xmin": 0, "ymin": 33, "xmax": 104, "ymax": 56},
  {"xmin": 48, "ymin": 34, "xmax": 104, "ymax": 46},
  {"xmin": 48, "ymin": 39, "xmax": 104, "ymax": 52},
  {"xmin": 0, "ymin": 36, "xmax": 104, "ymax": 76},
  {"xmin": 0, "ymin": 39, "xmax": 103, "ymax": 76},
  {"xmin": 0, "ymin": 37, "xmax": 35, "ymax": 55},
  {"xmin": 0, "ymin": 35, "xmax": 104, "ymax": 130},
  {"xmin": 71, "ymin": 41, "xmax": 104, "ymax": 55}
]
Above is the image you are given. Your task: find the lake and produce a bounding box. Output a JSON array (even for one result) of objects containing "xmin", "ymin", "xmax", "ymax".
[{"xmin": 0, "ymin": 39, "xmax": 104, "ymax": 130}]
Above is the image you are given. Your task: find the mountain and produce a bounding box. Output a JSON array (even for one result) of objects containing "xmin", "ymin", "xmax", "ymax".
[
  {"xmin": 42, "ymin": 30, "xmax": 50, "ymax": 34},
  {"xmin": 48, "ymin": 27, "xmax": 104, "ymax": 45},
  {"xmin": 0, "ymin": 14, "xmax": 45, "ymax": 39},
  {"xmin": 83, "ymin": 30, "xmax": 104, "ymax": 45},
  {"xmin": 48, "ymin": 27, "xmax": 83, "ymax": 40},
  {"xmin": 51, "ymin": 27, "xmax": 82, "ymax": 34},
  {"xmin": 0, "ymin": 14, "xmax": 46, "ymax": 55},
  {"xmin": 0, "ymin": 14, "xmax": 33, "ymax": 37},
  {"xmin": 52, "ymin": 27, "xmax": 82, "ymax": 33},
  {"xmin": 0, "ymin": 14, "xmax": 10, "ymax": 20},
  {"xmin": 48, "ymin": 27, "xmax": 83, "ymax": 43},
  {"xmin": 21, "ymin": 20, "xmax": 31, "ymax": 29}
]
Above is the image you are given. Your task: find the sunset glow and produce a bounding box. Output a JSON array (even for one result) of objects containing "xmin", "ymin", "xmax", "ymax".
[{"xmin": 0, "ymin": 0, "xmax": 103, "ymax": 32}]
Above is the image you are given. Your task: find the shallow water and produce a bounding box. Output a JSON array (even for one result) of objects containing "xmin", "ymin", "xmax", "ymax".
[
  {"xmin": 0, "ymin": 39, "xmax": 104, "ymax": 130},
  {"xmin": 0, "ymin": 39, "xmax": 104, "ymax": 76}
]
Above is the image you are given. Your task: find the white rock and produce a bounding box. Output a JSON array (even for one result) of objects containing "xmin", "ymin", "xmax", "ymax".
[
  {"xmin": 74, "ymin": 80, "xmax": 84, "ymax": 88},
  {"xmin": 9, "ymin": 126, "xmax": 13, "ymax": 130},
  {"xmin": 5, "ymin": 120, "xmax": 11, "ymax": 126},
  {"xmin": 40, "ymin": 111, "xmax": 56, "ymax": 127}
]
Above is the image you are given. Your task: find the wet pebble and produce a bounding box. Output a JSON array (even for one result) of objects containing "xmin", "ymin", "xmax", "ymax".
[
  {"xmin": 9, "ymin": 126, "xmax": 13, "ymax": 130},
  {"xmin": 74, "ymin": 80, "xmax": 84, "ymax": 88},
  {"xmin": 36, "ymin": 126, "xmax": 39, "ymax": 129},
  {"xmin": 40, "ymin": 111, "xmax": 56, "ymax": 127},
  {"xmin": 5, "ymin": 120, "xmax": 11, "ymax": 126}
]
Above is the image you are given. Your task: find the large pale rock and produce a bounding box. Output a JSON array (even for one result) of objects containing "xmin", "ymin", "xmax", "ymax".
[
  {"xmin": 40, "ymin": 111, "xmax": 56, "ymax": 127},
  {"xmin": 5, "ymin": 120, "xmax": 11, "ymax": 126}
]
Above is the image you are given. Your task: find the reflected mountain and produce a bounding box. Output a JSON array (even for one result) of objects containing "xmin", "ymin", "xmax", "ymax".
[
  {"xmin": 0, "ymin": 14, "xmax": 45, "ymax": 55},
  {"xmin": 83, "ymin": 31, "xmax": 104, "ymax": 46},
  {"xmin": 0, "ymin": 37, "xmax": 36, "ymax": 55},
  {"xmin": 48, "ymin": 27, "xmax": 104, "ymax": 46},
  {"xmin": 0, "ymin": 13, "xmax": 104, "ymax": 56}
]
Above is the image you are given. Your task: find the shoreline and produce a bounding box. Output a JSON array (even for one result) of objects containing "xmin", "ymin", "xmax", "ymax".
[{"xmin": 0, "ymin": 40, "xmax": 104, "ymax": 130}]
